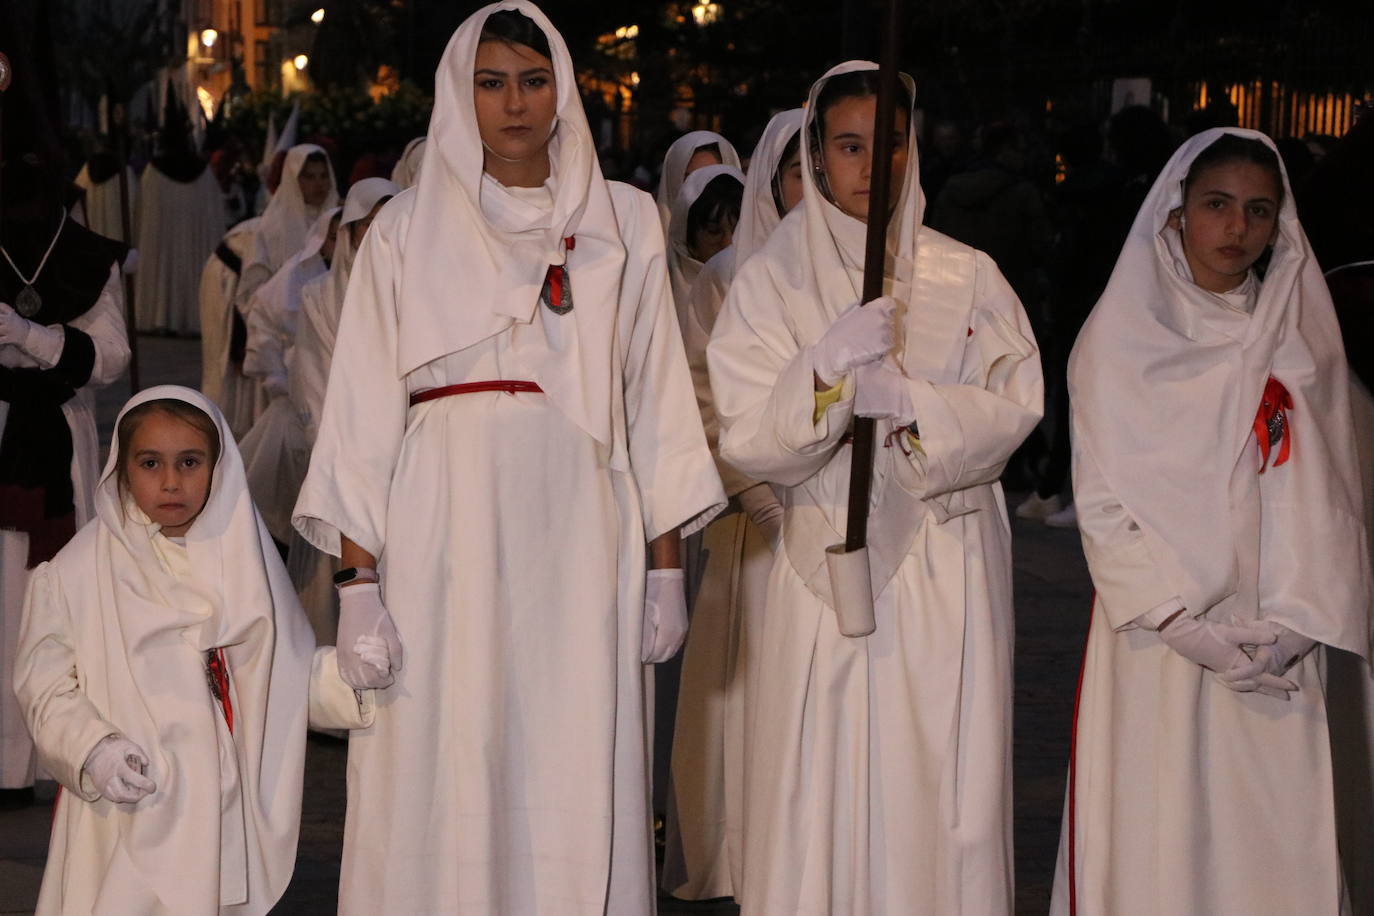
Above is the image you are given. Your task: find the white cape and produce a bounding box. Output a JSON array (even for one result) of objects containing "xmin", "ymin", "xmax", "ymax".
[{"xmin": 134, "ymin": 164, "xmax": 226, "ymax": 333}]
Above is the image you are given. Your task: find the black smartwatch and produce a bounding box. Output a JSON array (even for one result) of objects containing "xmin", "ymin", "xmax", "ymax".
[{"xmin": 332, "ymin": 567, "xmax": 378, "ymax": 588}]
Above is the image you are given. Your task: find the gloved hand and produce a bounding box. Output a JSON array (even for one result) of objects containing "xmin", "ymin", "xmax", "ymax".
[
  {"xmin": 0, "ymin": 302, "xmax": 65, "ymax": 364},
  {"xmin": 1158, "ymin": 614, "xmax": 1292, "ymax": 693},
  {"xmin": 1220, "ymin": 623, "xmax": 1314, "ymax": 698},
  {"xmin": 854, "ymin": 359, "xmax": 916, "ymax": 426},
  {"xmin": 352, "ymin": 634, "xmax": 392, "ymax": 681},
  {"xmin": 263, "ymin": 371, "xmax": 289, "ymax": 399},
  {"xmin": 642, "ymin": 568, "xmax": 688, "ymax": 663},
  {"xmin": 737, "ymin": 483, "xmax": 784, "ymax": 549},
  {"xmin": 83, "ymin": 734, "xmax": 156, "ymax": 804},
  {"xmin": 812, "ymin": 296, "xmax": 900, "ymax": 387},
  {"xmin": 336, "ymin": 583, "xmax": 403, "ymax": 688}
]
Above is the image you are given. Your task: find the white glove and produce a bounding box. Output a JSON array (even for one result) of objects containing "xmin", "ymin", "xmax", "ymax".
[
  {"xmin": 352, "ymin": 634, "xmax": 392, "ymax": 680},
  {"xmin": 263, "ymin": 371, "xmax": 289, "ymax": 399},
  {"xmin": 737, "ymin": 483, "xmax": 784, "ymax": 549},
  {"xmin": 83, "ymin": 734, "xmax": 156, "ymax": 804},
  {"xmin": 1158, "ymin": 614, "xmax": 1293, "ymax": 693},
  {"xmin": 0, "ymin": 302, "xmax": 64, "ymax": 364},
  {"xmin": 122, "ymin": 248, "xmax": 140, "ymax": 276},
  {"xmin": 1220, "ymin": 623, "xmax": 1314, "ymax": 698},
  {"xmin": 812, "ymin": 296, "xmax": 900, "ymax": 387},
  {"xmin": 854, "ymin": 359, "xmax": 916, "ymax": 425},
  {"xmin": 336, "ymin": 583, "xmax": 404, "ymax": 688},
  {"xmin": 642, "ymin": 568, "xmax": 688, "ymax": 663},
  {"xmin": 0, "ymin": 302, "xmax": 31, "ymax": 346}
]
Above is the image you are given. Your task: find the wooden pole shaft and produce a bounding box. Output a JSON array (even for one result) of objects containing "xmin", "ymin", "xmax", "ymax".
[{"xmin": 843, "ymin": 0, "xmax": 906, "ymax": 553}]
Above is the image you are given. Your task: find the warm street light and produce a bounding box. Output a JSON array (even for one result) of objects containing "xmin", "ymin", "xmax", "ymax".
[
  {"xmin": 691, "ymin": 2, "xmax": 720, "ymax": 26},
  {"xmin": 293, "ymin": 54, "xmax": 309, "ymax": 70},
  {"xmin": 200, "ymin": 28, "xmax": 218, "ymax": 48},
  {"xmin": 311, "ymin": 8, "xmax": 326, "ymax": 24}
]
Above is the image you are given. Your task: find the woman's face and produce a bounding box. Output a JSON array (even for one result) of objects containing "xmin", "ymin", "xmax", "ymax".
[
  {"xmin": 685, "ymin": 145, "xmax": 723, "ymax": 176},
  {"xmin": 124, "ymin": 411, "xmax": 213, "ymax": 537},
  {"xmin": 1168, "ymin": 159, "xmax": 1282, "ymax": 294},
  {"xmin": 776, "ymin": 146, "xmax": 804, "ymax": 213},
  {"xmin": 473, "ymin": 39, "xmax": 557, "ymax": 166},
  {"xmin": 297, "ymin": 160, "xmax": 333, "ymax": 207},
  {"xmin": 818, "ymin": 95, "xmax": 908, "ymax": 223}
]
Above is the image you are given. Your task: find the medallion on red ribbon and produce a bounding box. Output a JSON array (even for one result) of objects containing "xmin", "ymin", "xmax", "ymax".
[
  {"xmin": 1254, "ymin": 376, "xmax": 1293, "ymax": 473},
  {"xmin": 541, "ymin": 236, "xmax": 576, "ymax": 315}
]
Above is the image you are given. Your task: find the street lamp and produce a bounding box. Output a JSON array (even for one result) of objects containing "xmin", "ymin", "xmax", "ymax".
[
  {"xmin": 293, "ymin": 54, "xmax": 309, "ymax": 71},
  {"xmin": 691, "ymin": 2, "xmax": 721, "ymax": 26},
  {"xmin": 311, "ymin": 8, "xmax": 326, "ymax": 24},
  {"xmin": 201, "ymin": 28, "xmax": 219, "ymax": 48}
]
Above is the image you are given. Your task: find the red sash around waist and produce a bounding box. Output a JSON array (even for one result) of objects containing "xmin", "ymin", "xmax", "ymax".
[{"xmin": 409, "ymin": 380, "xmax": 544, "ymax": 406}]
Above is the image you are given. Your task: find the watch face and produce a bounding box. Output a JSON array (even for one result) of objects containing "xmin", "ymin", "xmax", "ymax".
[{"xmin": 332, "ymin": 568, "xmax": 356, "ymax": 585}]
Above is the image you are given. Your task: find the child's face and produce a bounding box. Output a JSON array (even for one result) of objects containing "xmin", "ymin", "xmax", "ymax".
[
  {"xmin": 689, "ymin": 211, "xmax": 736, "ymax": 263},
  {"xmin": 818, "ymin": 95, "xmax": 909, "ymax": 224},
  {"xmin": 124, "ymin": 412, "xmax": 213, "ymax": 537},
  {"xmin": 1169, "ymin": 159, "xmax": 1282, "ymax": 294}
]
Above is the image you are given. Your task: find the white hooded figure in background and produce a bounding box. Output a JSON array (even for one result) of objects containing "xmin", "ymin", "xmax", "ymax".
[
  {"xmin": 390, "ymin": 136, "xmax": 427, "ymax": 190},
  {"xmin": 235, "ymin": 144, "xmax": 339, "ymax": 327},
  {"xmin": 661, "ymin": 108, "xmax": 803, "ymax": 904},
  {"xmin": 655, "ymin": 129, "xmax": 742, "ymax": 234},
  {"xmin": 284, "ymin": 177, "xmax": 398, "ymax": 646},
  {"xmin": 237, "ymin": 206, "xmax": 339, "ymax": 545},
  {"xmin": 666, "ymin": 163, "xmax": 744, "ymax": 321},
  {"xmin": 199, "ymin": 217, "xmax": 264, "ymax": 440},
  {"xmin": 1051, "ymin": 128, "xmax": 1373, "ymax": 915},
  {"xmin": 14, "ymin": 386, "xmax": 379, "ymax": 915},
  {"xmin": 291, "ymin": 3, "xmax": 723, "ymax": 913},
  {"xmin": 707, "ymin": 62, "xmax": 1042, "ymax": 915},
  {"xmin": 73, "ymin": 154, "xmax": 138, "ymax": 244}
]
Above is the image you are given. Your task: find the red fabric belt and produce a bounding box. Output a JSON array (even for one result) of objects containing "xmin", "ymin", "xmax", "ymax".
[{"xmin": 409, "ymin": 380, "xmax": 544, "ymax": 406}]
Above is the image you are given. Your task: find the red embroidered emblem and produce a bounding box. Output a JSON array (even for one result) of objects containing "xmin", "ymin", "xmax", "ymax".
[
  {"xmin": 542, "ymin": 236, "xmax": 576, "ymax": 315},
  {"xmin": 1254, "ymin": 376, "xmax": 1293, "ymax": 473}
]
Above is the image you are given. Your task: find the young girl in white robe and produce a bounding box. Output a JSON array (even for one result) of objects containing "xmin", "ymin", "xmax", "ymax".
[
  {"xmin": 667, "ymin": 163, "xmax": 744, "ymax": 322},
  {"xmin": 292, "ymin": 4, "xmax": 723, "ymax": 913},
  {"xmin": 655, "ymin": 129, "xmax": 742, "ymax": 233},
  {"xmin": 1051, "ymin": 128, "xmax": 1373, "ymax": 916},
  {"xmin": 662, "ymin": 108, "xmax": 802, "ymax": 903},
  {"xmin": 14, "ymin": 385, "xmax": 385, "ymax": 915},
  {"xmin": 707, "ymin": 62, "xmax": 1043, "ymax": 915}
]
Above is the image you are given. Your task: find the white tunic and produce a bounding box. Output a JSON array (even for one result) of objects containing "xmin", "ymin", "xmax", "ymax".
[
  {"xmin": 0, "ymin": 265, "xmax": 130, "ymax": 788},
  {"xmin": 294, "ymin": 181, "xmax": 723, "ymax": 914},
  {"xmin": 73, "ymin": 164, "xmax": 137, "ymax": 243},
  {"xmin": 706, "ymin": 62, "xmax": 1042, "ymax": 916},
  {"xmin": 133, "ymin": 164, "xmax": 226, "ymax": 333}
]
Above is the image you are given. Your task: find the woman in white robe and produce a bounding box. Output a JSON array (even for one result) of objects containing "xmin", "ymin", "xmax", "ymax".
[
  {"xmin": 14, "ymin": 385, "xmax": 377, "ymax": 915},
  {"xmin": 1050, "ymin": 128, "xmax": 1373, "ymax": 916},
  {"xmin": 281, "ymin": 178, "xmax": 398, "ymax": 645},
  {"xmin": 390, "ymin": 136, "xmax": 427, "ymax": 190},
  {"xmin": 292, "ymin": 4, "xmax": 723, "ymax": 913},
  {"xmin": 655, "ymin": 129, "xmax": 742, "ymax": 233},
  {"xmin": 199, "ymin": 217, "xmax": 264, "ymax": 440},
  {"xmin": 707, "ymin": 62, "xmax": 1042, "ymax": 915},
  {"xmin": 236, "ymin": 144, "xmax": 339, "ymax": 329},
  {"xmin": 133, "ymin": 141, "xmax": 227, "ymax": 334},
  {"xmin": 237, "ymin": 206, "xmax": 338, "ymax": 545},
  {"xmin": 662, "ymin": 108, "xmax": 803, "ymax": 903},
  {"xmin": 1, "ymin": 184, "xmax": 131, "ymax": 793},
  {"xmin": 667, "ymin": 163, "xmax": 744, "ymax": 323}
]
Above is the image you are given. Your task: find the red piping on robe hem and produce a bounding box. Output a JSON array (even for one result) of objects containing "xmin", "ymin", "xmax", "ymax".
[{"xmin": 1067, "ymin": 596, "xmax": 1095, "ymax": 916}]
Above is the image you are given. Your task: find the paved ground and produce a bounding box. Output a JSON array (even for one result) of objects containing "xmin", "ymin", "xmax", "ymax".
[{"xmin": 0, "ymin": 336, "xmax": 1094, "ymax": 914}]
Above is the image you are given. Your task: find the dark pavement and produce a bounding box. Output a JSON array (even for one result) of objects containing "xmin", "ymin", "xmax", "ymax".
[{"xmin": 0, "ymin": 335, "xmax": 1094, "ymax": 914}]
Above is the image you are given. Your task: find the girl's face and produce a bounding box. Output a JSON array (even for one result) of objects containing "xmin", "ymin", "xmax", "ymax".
[
  {"xmin": 689, "ymin": 211, "xmax": 737, "ymax": 262},
  {"xmin": 124, "ymin": 411, "xmax": 214, "ymax": 537},
  {"xmin": 684, "ymin": 145, "xmax": 723, "ymax": 176},
  {"xmin": 473, "ymin": 39, "xmax": 557, "ymax": 166},
  {"xmin": 297, "ymin": 160, "xmax": 333, "ymax": 208},
  {"xmin": 776, "ymin": 146, "xmax": 804, "ymax": 213},
  {"xmin": 1168, "ymin": 159, "xmax": 1282, "ymax": 294},
  {"xmin": 348, "ymin": 199, "xmax": 389, "ymax": 249},
  {"xmin": 818, "ymin": 95, "xmax": 909, "ymax": 223}
]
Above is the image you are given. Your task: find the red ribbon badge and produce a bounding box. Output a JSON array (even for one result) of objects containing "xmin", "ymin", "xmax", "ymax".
[{"xmin": 1254, "ymin": 376, "xmax": 1293, "ymax": 473}]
